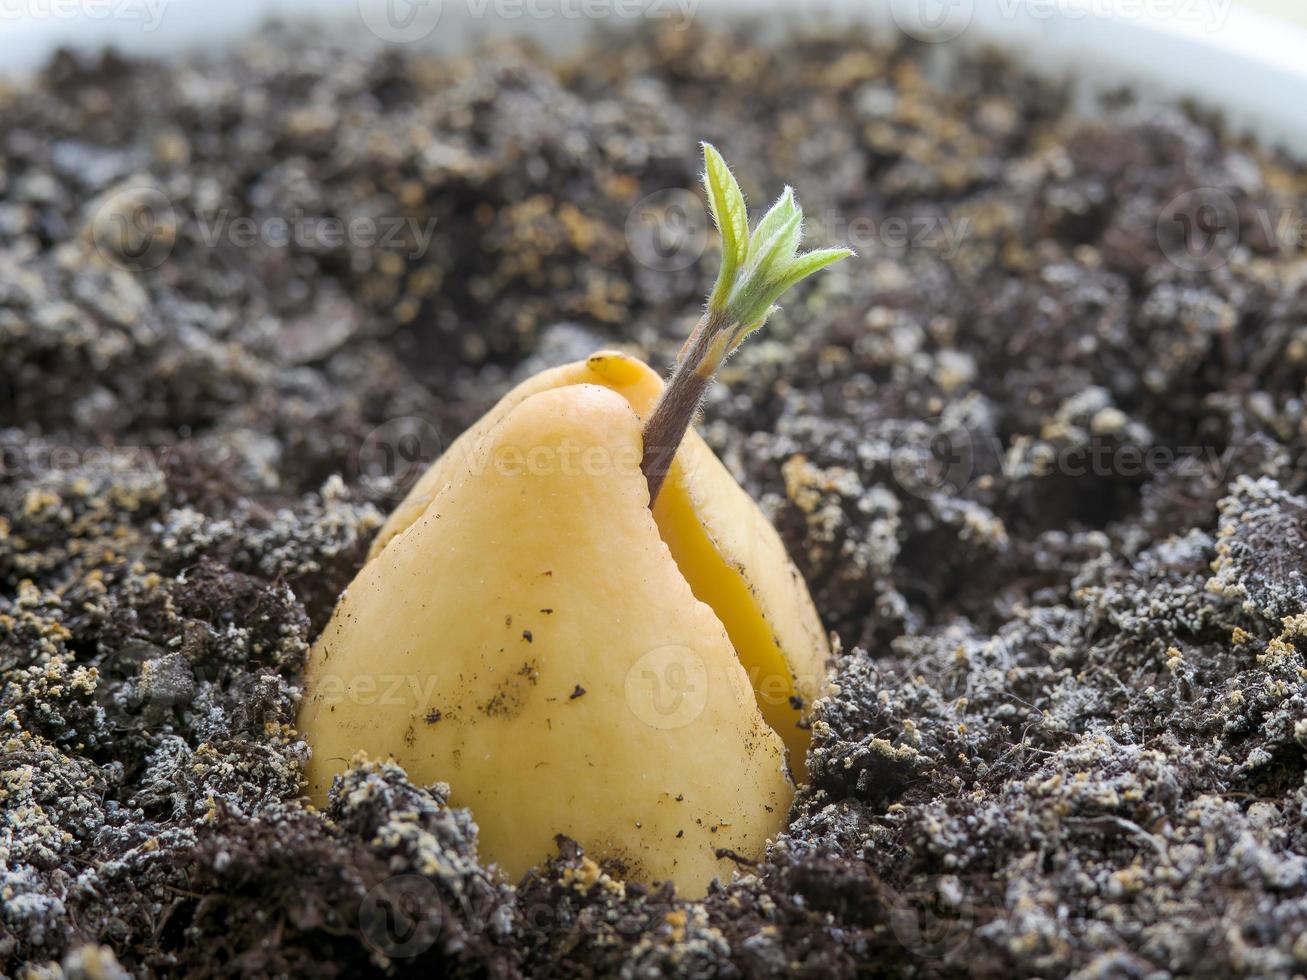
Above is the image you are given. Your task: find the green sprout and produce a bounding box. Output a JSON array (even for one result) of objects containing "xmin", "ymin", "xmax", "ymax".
[{"xmin": 641, "ymin": 142, "xmax": 854, "ymax": 504}]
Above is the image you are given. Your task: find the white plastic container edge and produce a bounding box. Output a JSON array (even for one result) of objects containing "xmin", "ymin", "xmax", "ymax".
[{"xmin": 2, "ymin": 0, "xmax": 1306, "ymax": 153}]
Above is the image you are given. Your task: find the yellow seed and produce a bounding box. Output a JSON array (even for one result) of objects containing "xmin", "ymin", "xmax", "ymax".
[{"xmin": 299, "ymin": 352, "xmax": 830, "ymax": 895}]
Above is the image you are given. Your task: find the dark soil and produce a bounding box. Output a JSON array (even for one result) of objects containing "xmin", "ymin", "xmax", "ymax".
[{"xmin": 4, "ymin": 18, "xmax": 1307, "ymax": 979}]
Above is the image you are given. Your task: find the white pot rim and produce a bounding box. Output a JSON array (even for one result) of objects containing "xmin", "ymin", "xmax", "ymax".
[{"xmin": 3, "ymin": 0, "xmax": 1306, "ymax": 152}]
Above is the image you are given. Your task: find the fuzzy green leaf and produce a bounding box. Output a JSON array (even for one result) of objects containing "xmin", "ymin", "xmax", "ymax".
[
  {"xmin": 702, "ymin": 142, "xmax": 749, "ymax": 313},
  {"xmin": 748, "ymin": 207, "xmax": 803, "ymax": 277},
  {"xmin": 725, "ymin": 247, "xmax": 854, "ymax": 341},
  {"xmin": 765, "ymin": 247, "xmax": 854, "ymax": 301},
  {"xmin": 746, "ymin": 186, "xmax": 796, "ymax": 262},
  {"xmin": 728, "ymin": 208, "xmax": 803, "ymax": 326}
]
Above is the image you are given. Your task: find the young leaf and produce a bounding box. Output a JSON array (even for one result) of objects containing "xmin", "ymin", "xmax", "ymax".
[
  {"xmin": 746, "ymin": 186, "xmax": 796, "ymax": 262},
  {"xmin": 765, "ymin": 247, "xmax": 855, "ymax": 302},
  {"xmin": 739, "ymin": 209, "xmax": 803, "ymax": 292},
  {"xmin": 702, "ymin": 142, "xmax": 749, "ymax": 313}
]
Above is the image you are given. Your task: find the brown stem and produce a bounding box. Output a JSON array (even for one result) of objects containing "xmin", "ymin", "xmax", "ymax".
[{"xmin": 641, "ymin": 313, "xmax": 729, "ymax": 505}]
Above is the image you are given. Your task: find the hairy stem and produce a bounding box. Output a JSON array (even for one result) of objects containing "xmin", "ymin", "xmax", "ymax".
[{"xmin": 641, "ymin": 312, "xmax": 729, "ymax": 505}]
